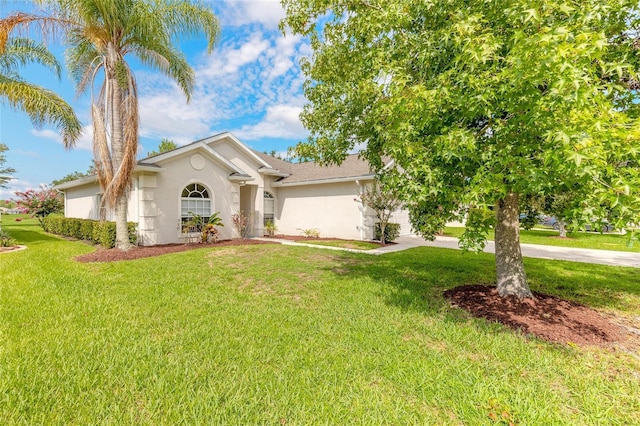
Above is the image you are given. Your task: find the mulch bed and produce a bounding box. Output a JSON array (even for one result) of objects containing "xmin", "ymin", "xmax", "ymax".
[
  {"xmin": 75, "ymin": 239, "xmax": 276, "ymax": 263},
  {"xmin": 444, "ymin": 285, "xmax": 626, "ymax": 347}
]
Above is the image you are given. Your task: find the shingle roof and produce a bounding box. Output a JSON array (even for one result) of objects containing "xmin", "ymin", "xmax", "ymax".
[
  {"xmin": 254, "ymin": 151, "xmax": 377, "ymax": 185},
  {"xmin": 252, "ymin": 150, "xmax": 294, "ymax": 174}
]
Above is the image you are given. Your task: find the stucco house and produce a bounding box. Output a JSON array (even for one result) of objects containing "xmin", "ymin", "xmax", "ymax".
[{"xmin": 55, "ymin": 132, "xmax": 414, "ymax": 245}]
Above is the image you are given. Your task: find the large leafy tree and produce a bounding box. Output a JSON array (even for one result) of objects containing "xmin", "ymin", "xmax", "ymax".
[
  {"xmin": 21, "ymin": 0, "xmax": 219, "ymax": 250},
  {"xmin": 282, "ymin": 0, "xmax": 640, "ymax": 298},
  {"xmin": 0, "ymin": 27, "xmax": 82, "ymax": 147}
]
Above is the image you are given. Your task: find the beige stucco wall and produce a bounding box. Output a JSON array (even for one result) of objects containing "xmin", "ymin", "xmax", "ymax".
[
  {"xmin": 275, "ymin": 180, "xmax": 369, "ymax": 240},
  {"xmin": 64, "ymin": 181, "xmax": 135, "ymax": 222},
  {"xmin": 64, "ymin": 182, "xmax": 102, "ymax": 220},
  {"xmin": 145, "ymin": 151, "xmax": 246, "ymax": 245}
]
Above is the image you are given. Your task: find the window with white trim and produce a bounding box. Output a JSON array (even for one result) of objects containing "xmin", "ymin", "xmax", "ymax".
[
  {"xmin": 181, "ymin": 183, "xmax": 211, "ymax": 232},
  {"xmin": 263, "ymin": 191, "xmax": 275, "ymax": 225}
]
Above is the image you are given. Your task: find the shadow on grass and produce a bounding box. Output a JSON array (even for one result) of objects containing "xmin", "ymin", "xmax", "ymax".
[
  {"xmin": 329, "ymin": 246, "xmax": 640, "ymax": 315},
  {"xmin": 9, "ymin": 229, "xmax": 62, "ymax": 245},
  {"xmin": 327, "ymin": 247, "xmax": 495, "ymax": 317}
]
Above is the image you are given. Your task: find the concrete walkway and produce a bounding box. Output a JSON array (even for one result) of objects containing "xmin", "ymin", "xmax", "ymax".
[{"xmin": 256, "ymin": 236, "xmax": 640, "ymax": 268}]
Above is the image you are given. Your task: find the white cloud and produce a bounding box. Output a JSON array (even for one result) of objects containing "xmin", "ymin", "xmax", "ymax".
[
  {"xmin": 199, "ymin": 32, "xmax": 270, "ymax": 79},
  {"xmin": 0, "ymin": 178, "xmax": 42, "ymax": 200},
  {"xmin": 216, "ymin": 0, "xmax": 285, "ymax": 28},
  {"xmin": 30, "ymin": 129, "xmax": 60, "ymax": 143},
  {"xmin": 138, "ymin": 93, "xmax": 212, "ymax": 144},
  {"xmin": 234, "ymin": 104, "xmax": 307, "ymax": 140},
  {"xmin": 132, "ymin": 27, "xmax": 309, "ymax": 145},
  {"xmin": 31, "ymin": 126, "xmax": 93, "ymax": 151}
]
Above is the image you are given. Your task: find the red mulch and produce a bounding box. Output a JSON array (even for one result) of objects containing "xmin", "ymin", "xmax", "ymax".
[{"xmin": 444, "ymin": 285, "xmax": 638, "ymax": 349}]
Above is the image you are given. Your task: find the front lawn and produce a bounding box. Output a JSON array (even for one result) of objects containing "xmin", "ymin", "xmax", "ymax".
[
  {"xmin": 445, "ymin": 226, "xmax": 640, "ymax": 252},
  {"xmin": 2, "ymin": 218, "xmax": 639, "ymax": 424}
]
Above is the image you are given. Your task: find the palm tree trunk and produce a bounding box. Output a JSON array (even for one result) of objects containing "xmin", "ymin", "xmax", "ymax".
[
  {"xmin": 115, "ymin": 191, "xmax": 130, "ymax": 248},
  {"xmin": 107, "ymin": 43, "xmax": 131, "ymax": 250},
  {"xmin": 494, "ymin": 192, "xmax": 532, "ymax": 298}
]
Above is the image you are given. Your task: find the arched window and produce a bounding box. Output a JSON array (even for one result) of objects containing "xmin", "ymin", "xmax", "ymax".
[
  {"xmin": 181, "ymin": 183, "xmax": 212, "ymax": 232},
  {"xmin": 264, "ymin": 191, "xmax": 275, "ymax": 225}
]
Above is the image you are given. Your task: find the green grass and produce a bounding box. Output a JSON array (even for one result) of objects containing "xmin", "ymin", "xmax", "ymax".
[
  {"xmin": 445, "ymin": 226, "xmax": 640, "ymax": 252},
  {"xmin": 296, "ymin": 239, "xmax": 380, "ymax": 250},
  {"xmin": 2, "ymin": 217, "xmax": 639, "ymax": 424}
]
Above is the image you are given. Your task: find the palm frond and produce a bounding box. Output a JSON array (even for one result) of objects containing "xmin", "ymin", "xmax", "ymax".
[
  {"xmin": 1, "ymin": 37, "xmax": 62, "ymax": 79},
  {"xmin": 158, "ymin": 1, "xmax": 220, "ymax": 53},
  {"xmin": 132, "ymin": 44, "xmax": 194, "ymax": 99},
  {"xmin": 0, "ymin": 11, "xmax": 68, "ymax": 53},
  {"xmin": 0, "ymin": 75, "xmax": 82, "ymax": 147}
]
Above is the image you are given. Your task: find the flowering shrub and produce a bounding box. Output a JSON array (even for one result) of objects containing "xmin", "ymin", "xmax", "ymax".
[
  {"xmin": 14, "ymin": 185, "xmax": 64, "ymax": 227},
  {"xmin": 231, "ymin": 211, "xmax": 253, "ymax": 240}
]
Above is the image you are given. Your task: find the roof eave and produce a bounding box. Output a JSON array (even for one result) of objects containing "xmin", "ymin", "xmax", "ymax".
[
  {"xmin": 53, "ymin": 175, "xmax": 99, "ymax": 190},
  {"xmin": 228, "ymin": 173, "xmax": 255, "ymax": 182},
  {"xmin": 54, "ymin": 165, "xmax": 166, "ymax": 191},
  {"xmin": 258, "ymin": 167, "xmax": 290, "ymax": 177},
  {"xmin": 272, "ymin": 174, "xmax": 375, "ymax": 187}
]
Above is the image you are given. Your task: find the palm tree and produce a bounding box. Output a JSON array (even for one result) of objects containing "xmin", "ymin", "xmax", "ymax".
[
  {"xmin": 35, "ymin": 0, "xmax": 219, "ymax": 250},
  {"xmin": 0, "ymin": 34, "xmax": 82, "ymax": 148}
]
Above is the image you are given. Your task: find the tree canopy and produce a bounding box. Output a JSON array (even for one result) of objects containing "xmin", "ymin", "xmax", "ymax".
[
  {"xmin": 147, "ymin": 138, "xmax": 178, "ymax": 157},
  {"xmin": 282, "ymin": 0, "xmax": 640, "ymax": 297}
]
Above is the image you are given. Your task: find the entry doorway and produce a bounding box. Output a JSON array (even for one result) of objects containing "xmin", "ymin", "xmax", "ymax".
[{"xmin": 239, "ymin": 184, "xmax": 257, "ymax": 237}]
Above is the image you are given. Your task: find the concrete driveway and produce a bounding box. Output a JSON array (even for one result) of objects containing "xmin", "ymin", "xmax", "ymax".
[{"xmin": 390, "ymin": 235, "xmax": 640, "ymax": 268}]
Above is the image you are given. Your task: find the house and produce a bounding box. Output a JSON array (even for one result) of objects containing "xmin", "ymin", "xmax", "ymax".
[{"xmin": 55, "ymin": 132, "xmax": 414, "ymax": 245}]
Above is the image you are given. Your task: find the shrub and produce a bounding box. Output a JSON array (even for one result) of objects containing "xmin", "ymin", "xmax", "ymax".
[
  {"xmin": 298, "ymin": 228, "xmax": 320, "ymax": 238},
  {"xmin": 231, "ymin": 211, "xmax": 253, "ymax": 240},
  {"xmin": 375, "ymin": 222, "xmax": 400, "ymax": 243},
  {"xmin": 0, "ymin": 230, "xmax": 17, "ymax": 247},
  {"xmin": 264, "ymin": 220, "xmax": 277, "ymax": 236},
  {"xmin": 42, "ymin": 216, "xmax": 136, "ymax": 248}
]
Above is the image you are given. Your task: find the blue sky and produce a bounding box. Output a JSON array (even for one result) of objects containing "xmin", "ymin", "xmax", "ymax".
[{"xmin": 0, "ymin": 0, "xmax": 310, "ymax": 199}]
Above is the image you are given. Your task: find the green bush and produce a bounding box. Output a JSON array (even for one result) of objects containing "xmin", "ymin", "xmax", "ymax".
[
  {"xmin": 375, "ymin": 222, "xmax": 401, "ymax": 242},
  {"xmin": 42, "ymin": 216, "xmax": 137, "ymax": 248},
  {"xmin": 0, "ymin": 230, "xmax": 17, "ymax": 247},
  {"xmin": 80, "ymin": 220, "xmax": 95, "ymax": 241}
]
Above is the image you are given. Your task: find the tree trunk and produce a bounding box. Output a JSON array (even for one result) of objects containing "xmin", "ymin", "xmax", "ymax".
[
  {"xmin": 494, "ymin": 193, "xmax": 532, "ymax": 298},
  {"xmin": 379, "ymin": 222, "xmax": 387, "ymax": 245},
  {"xmin": 107, "ymin": 43, "xmax": 131, "ymax": 251},
  {"xmin": 115, "ymin": 191, "xmax": 131, "ymax": 249},
  {"xmin": 558, "ymin": 219, "xmax": 567, "ymax": 238}
]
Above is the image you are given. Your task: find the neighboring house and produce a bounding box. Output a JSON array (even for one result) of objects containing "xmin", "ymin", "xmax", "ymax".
[
  {"xmin": 0, "ymin": 207, "xmax": 22, "ymax": 214},
  {"xmin": 55, "ymin": 132, "xmax": 414, "ymax": 245}
]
